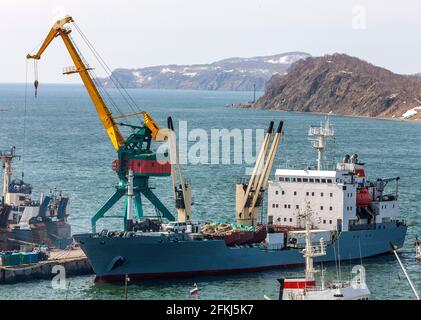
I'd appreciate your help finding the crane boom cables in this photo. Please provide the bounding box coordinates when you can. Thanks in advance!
[65,31,125,118]
[22,60,28,179]
[71,22,143,125]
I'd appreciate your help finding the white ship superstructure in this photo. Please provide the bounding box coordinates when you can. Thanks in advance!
[267,119,401,235]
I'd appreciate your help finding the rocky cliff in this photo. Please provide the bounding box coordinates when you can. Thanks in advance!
[252,54,421,120]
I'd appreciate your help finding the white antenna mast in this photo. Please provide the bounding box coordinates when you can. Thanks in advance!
[300,202,326,280]
[308,117,334,170]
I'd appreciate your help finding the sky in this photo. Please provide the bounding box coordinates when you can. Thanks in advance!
[1,0,421,83]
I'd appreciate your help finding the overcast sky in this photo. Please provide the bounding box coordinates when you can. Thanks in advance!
[1,0,421,83]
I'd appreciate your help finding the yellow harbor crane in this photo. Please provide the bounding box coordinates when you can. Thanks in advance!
[26,15,192,231]
[26,16,162,150]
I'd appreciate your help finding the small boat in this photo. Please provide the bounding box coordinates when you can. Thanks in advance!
[268,203,371,300]
[0,147,71,251]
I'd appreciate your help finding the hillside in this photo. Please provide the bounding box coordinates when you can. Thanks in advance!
[96,52,310,91]
[252,54,421,120]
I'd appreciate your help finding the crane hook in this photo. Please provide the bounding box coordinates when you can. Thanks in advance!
[34,80,39,98]
[34,60,39,98]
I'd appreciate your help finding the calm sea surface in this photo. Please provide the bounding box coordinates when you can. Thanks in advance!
[0,84,420,300]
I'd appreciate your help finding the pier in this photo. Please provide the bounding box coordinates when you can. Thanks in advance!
[0,248,92,284]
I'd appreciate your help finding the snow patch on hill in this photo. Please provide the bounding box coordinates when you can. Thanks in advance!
[402,106,421,119]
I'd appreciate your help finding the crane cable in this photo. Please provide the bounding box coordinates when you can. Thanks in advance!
[72,22,143,123]
[66,32,125,118]
[22,60,29,180]
[21,38,49,180]
[73,22,140,113]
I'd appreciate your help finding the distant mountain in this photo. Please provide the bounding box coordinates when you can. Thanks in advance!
[96,52,311,91]
[250,53,421,120]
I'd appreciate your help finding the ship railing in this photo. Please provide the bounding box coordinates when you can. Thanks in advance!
[62,64,93,75]
[395,219,406,227]
[308,126,334,137]
[312,244,327,255]
[262,244,285,251]
[311,140,321,149]
[305,280,350,293]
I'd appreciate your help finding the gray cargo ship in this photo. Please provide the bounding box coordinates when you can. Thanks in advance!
[74,120,407,282]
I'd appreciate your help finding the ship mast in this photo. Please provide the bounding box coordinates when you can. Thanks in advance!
[308,118,334,170]
[0,147,20,202]
[301,202,326,281]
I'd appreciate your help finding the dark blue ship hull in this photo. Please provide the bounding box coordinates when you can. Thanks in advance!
[73,221,407,283]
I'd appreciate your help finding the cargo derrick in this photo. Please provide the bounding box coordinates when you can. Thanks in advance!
[236,121,284,227]
[27,16,176,232]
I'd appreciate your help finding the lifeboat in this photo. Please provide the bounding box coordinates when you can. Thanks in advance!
[356,188,372,206]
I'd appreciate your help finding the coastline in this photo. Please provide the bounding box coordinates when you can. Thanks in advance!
[227,103,421,123]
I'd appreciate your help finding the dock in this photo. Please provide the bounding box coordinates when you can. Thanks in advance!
[0,248,92,284]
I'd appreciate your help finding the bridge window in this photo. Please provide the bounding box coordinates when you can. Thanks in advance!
[297,178,302,182]
[303,178,309,182]
[321,179,326,183]
[320,206,324,210]
[294,191,297,196]
[315,179,320,183]
[309,178,315,183]
[327,179,332,183]
[321,192,324,197]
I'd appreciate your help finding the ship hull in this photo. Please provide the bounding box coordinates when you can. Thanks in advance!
[73,221,407,283]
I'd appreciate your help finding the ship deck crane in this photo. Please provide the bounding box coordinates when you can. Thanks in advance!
[167,117,192,222]
[27,16,177,232]
[236,121,283,227]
